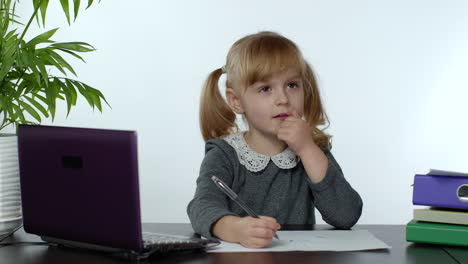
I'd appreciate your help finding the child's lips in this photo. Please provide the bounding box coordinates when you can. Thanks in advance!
[273,113,290,120]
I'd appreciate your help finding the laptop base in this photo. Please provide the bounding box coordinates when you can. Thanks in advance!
[42,235,218,261]
[42,236,157,260]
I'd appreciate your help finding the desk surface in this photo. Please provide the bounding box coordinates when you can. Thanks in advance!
[0,223,465,264]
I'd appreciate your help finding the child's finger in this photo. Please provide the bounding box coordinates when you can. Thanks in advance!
[284,116,297,122]
[258,215,277,223]
[252,226,277,239]
[276,130,291,144]
[242,237,273,248]
[292,109,301,118]
[258,216,281,230]
[278,121,293,129]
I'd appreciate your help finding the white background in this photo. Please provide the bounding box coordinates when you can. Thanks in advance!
[14,0,468,224]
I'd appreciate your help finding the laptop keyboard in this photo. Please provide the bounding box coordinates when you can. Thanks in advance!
[142,232,208,251]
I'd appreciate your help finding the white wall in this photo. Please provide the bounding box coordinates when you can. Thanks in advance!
[15,0,468,224]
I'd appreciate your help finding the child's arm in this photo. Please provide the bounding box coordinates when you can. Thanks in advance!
[278,110,363,229]
[212,215,280,248]
[277,109,329,183]
[307,150,363,229]
[187,140,280,247]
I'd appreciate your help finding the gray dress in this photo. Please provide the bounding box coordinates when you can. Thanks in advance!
[187,133,363,239]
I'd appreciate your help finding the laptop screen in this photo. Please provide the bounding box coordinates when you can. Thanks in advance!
[18,124,144,251]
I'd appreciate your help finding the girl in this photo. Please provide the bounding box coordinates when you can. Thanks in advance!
[187,31,362,249]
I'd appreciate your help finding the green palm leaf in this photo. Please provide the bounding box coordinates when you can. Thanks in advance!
[60,0,71,25]
[50,42,95,52]
[73,0,80,21]
[26,27,58,47]
[0,0,106,130]
[24,95,49,118]
[19,100,41,122]
[39,0,50,26]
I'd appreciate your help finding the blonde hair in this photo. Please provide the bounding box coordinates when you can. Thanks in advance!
[200,31,331,149]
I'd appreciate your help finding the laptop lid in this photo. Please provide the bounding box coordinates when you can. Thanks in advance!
[18,124,143,251]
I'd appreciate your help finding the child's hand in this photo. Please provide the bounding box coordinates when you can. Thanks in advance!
[236,216,280,248]
[277,109,316,157]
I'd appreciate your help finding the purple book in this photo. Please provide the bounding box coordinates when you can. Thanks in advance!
[413,173,468,210]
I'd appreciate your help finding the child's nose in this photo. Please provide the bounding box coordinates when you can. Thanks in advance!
[275,89,289,105]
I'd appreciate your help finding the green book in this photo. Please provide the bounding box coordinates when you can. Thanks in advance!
[406,220,468,246]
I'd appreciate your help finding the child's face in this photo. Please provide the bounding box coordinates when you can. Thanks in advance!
[240,69,305,137]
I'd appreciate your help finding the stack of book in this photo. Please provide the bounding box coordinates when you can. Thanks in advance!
[407,169,468,246]
[0,135,22,235]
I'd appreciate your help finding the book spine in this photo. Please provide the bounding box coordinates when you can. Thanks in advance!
[413,174,468,210]
[413,209,468,226]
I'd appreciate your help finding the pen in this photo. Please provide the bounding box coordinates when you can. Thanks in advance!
[211,175,279,240]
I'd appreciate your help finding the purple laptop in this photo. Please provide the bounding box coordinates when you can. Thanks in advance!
[17,124,218,259]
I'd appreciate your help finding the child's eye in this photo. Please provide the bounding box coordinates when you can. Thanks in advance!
[288,82,299,89]
[259,86,271,93]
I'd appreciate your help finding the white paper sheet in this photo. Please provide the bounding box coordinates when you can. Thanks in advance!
[208,230,391,252]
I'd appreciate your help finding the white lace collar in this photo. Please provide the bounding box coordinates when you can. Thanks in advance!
[223,132,299,172]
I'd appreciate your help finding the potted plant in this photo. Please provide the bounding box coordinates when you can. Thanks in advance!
[0,0,108,233]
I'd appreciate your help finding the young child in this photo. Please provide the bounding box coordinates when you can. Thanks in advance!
[187,31,362,249]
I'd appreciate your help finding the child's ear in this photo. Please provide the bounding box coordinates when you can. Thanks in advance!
[226,88,244,114]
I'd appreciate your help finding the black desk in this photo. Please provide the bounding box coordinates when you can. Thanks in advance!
[0,223,465,264]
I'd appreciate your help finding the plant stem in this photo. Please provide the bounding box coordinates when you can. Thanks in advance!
[4,0,40,97]
[4,1,42,132]
[19,0,42,41]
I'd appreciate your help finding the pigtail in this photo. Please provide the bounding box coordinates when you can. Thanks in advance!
[303,63,332,150]
[200,68,238,141]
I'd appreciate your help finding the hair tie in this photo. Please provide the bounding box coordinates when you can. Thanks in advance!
[221,65,227,74]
